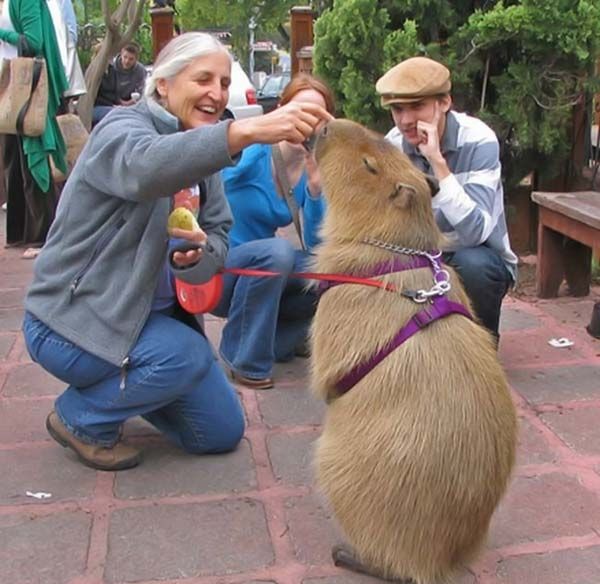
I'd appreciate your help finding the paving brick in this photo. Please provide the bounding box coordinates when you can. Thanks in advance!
[303,575,390,584]
[516,418,559,466]
[490,473,600,548]
[541,407,600,456]
[0,333,16,359]
[0,272,34,288]
[499,330,584,367]
[496,545,600,583]
[0,398,53,442]
[507,365,600,404]
[303,570,475,584]
[538,297,599,331]
[285,494,343,565]
[258,386,325,428]
[114,439,257,499]
[105,500,274,582]
[3,362,64,397]
[267,431,319,486]
[0,511,91,584]
[500,307,542,332]
[0,307,24,332]
[0,446,96,505]
[0,288,24,308]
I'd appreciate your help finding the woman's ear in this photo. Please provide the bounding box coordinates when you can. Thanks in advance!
[156,78,168,99]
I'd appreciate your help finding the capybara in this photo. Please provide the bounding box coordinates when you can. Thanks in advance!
[310,119,517,583]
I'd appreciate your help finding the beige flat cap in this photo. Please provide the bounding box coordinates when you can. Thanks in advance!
[376,57,451,106]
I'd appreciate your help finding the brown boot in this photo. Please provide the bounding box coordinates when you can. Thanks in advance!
[46,411,141,471]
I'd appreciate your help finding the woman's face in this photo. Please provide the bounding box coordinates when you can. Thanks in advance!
[156,51,231,130]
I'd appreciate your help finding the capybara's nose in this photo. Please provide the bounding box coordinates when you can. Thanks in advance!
[321,124,329,136]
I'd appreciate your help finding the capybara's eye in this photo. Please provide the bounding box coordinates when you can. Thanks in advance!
[363,158,378,175]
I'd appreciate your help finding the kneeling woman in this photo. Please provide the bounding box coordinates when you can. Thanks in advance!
[22,34,331,470]
[214,75,335,389]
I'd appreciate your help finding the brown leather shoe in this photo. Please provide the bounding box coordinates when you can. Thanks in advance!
[230,370,274,390]
[46,411,141,471]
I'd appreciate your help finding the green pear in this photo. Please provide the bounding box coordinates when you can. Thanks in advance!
[167,207,200,232]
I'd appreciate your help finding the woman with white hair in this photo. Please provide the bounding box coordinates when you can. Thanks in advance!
[21,32,331,471]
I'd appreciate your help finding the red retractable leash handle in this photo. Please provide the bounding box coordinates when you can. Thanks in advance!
[175,267,396,315]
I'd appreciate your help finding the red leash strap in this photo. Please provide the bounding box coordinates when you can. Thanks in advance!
[223,267,397,292]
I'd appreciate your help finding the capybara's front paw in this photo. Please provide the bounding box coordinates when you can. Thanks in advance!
[332,543,414,583]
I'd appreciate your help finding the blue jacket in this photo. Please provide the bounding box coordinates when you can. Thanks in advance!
[222,144,325,250]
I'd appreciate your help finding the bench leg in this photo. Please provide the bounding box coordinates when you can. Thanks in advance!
[536,225,564,298]
[564,238,591,296]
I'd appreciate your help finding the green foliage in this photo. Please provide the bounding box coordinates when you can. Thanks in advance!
[177,0,295,64]
[314,0,600,187]
[314,0,390,128]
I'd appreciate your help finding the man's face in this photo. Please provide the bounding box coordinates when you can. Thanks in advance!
[120,49,138,70]
[390,96,451,146]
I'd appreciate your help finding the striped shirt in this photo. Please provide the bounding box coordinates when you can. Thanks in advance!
[385,111,518,280]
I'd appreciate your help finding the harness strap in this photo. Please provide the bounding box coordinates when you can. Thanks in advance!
[317,256,431,295]
[334,296,472,395]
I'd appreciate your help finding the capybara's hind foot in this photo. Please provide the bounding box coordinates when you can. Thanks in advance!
[332,543,414,583]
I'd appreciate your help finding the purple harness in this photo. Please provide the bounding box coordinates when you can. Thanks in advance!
[319,255,472,395]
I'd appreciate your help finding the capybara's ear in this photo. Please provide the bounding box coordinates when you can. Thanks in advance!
[362,157,379,175]
[389,182,417,208]
[425,175,439,197]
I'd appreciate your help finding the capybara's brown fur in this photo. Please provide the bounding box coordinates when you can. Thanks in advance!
[310,120,517,583]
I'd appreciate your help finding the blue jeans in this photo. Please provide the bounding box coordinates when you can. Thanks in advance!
[22,311,245,452]
[443,245,512,337]
[92,105,114,126]
[212,238,317,379]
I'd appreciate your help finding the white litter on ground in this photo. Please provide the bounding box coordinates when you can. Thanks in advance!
[25,491,52,499]
[548,337,574,348]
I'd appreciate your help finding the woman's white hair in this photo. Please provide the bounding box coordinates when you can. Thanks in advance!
[145,32,231,100]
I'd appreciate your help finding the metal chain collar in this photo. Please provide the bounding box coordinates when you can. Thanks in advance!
[361,237,451,303]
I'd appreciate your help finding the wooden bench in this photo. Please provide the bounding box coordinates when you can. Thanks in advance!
[531,191,600,298]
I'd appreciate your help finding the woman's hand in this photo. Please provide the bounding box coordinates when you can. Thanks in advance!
[304,151,322,197]
[169,227,207,267]
[227,101,333,156]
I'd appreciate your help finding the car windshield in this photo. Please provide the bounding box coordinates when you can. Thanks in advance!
[260,75,286,96]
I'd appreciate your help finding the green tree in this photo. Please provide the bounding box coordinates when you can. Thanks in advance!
[177,0,296,65]
[314,0,600,186]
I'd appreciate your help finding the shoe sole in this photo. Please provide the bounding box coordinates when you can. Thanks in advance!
[229,370,274,390]
[46,415,140,471]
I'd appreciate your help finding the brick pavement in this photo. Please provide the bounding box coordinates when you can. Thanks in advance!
[1,217,600,584]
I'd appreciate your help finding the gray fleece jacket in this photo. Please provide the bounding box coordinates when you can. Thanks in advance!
[24,99,235,367]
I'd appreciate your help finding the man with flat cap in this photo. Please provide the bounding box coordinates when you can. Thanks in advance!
[376,56,517,340]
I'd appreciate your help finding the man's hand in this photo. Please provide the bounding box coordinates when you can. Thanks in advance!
[169,227,207,267]
[416,101,450,181]
[227,101,334,156]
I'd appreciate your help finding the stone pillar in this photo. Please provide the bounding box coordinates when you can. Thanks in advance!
[150,7,174,61]
[290,6,314,76]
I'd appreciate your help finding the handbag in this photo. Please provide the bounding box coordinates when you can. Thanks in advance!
[50,112,89,182]
[272,143,307,251]
[0,36,48,136]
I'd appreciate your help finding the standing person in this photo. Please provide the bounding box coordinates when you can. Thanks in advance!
[0,0,68,257]
[376,56,517,339]
[93,43,146,124]
[22,33,332,471]
[214,74,336,389]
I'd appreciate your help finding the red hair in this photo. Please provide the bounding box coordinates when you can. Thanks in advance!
[279,73,336,115]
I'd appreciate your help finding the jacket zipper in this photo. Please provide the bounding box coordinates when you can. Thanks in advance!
[119,356,130,391]
[70,216,126,299]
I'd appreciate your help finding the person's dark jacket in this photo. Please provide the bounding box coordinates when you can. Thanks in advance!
[95,63,119,106]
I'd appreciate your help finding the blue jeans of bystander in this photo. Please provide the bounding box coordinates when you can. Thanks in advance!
[22,311,245,452]
[443,245,513,337]
[212,238,316,380]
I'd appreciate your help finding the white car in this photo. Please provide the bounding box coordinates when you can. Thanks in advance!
[226,60,263,119]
